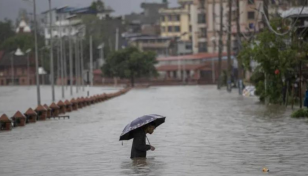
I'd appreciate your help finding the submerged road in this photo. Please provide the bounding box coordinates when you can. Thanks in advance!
[0,86,307,176]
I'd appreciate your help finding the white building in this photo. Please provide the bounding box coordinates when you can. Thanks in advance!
[41,7,85,46]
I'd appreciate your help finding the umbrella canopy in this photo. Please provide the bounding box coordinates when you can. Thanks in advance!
[119,114,166,141]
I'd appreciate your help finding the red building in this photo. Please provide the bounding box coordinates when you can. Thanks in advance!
[156,52,235,84]
[0,51,36,85]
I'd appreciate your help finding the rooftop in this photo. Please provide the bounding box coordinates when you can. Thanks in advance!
[281,7,308,18]
[157,52,231,61]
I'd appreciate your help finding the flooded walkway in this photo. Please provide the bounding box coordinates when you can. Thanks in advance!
[0,86,308,176]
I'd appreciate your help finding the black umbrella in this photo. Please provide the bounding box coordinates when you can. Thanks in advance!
[119,114,166,141]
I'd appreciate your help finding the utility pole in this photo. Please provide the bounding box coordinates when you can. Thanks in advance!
[300,60,302,108]
[63,39,67,89]
[69,27,73,96]
[57,44,60,80]
[59,16,64,98]
[115,28,119,51]
[114,28,119,87]
[263,0,269,103]
[263,0,269,27]
[212,0,216,84]
[27,52,30,85]
[217,0,223,90]
[11,54,14,85]
[80,38,84,91]
[33,0,41,105]
[236,0,243,95]
[89,35,93,87]
[227,0,232,92]
[75,37,79,93]
[49,0,55,102]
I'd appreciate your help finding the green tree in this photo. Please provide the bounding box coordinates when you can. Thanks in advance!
[102,47,158,87]
[238,18,300,103]
[90,0,105,12]
[0,34,34,52]
[0,19,15,47]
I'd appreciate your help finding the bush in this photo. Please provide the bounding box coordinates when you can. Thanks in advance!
[291,108,308,118]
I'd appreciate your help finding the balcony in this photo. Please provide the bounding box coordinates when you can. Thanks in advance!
[141,42,171,48]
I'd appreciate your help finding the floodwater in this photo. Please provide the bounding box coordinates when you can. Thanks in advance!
[0,86,308,176]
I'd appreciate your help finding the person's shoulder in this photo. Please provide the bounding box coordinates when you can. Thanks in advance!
[133,129,145,136]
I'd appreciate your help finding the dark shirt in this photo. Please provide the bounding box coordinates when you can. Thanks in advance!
[130,129,151,159]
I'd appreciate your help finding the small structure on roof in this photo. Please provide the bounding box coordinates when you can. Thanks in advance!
[16,19,31,33]
[64,100,72,112]
[35,105,47,120]
[44,104,51,118]
[57,100,66,114]
[12,111,26,127]
[25,108,37,123]
[0,114,12,130]
[49,103,60,117]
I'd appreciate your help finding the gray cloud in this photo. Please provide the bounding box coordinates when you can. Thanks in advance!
[0,0,178,22]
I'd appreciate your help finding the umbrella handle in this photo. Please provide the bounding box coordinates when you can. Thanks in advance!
[146,136,151,146]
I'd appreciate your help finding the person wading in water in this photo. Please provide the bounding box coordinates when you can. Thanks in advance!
[130,124,156,159]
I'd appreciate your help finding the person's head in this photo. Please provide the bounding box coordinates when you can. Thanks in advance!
[145,124,156,134]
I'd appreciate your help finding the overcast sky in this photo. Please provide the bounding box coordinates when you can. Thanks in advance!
[0,0,177,22]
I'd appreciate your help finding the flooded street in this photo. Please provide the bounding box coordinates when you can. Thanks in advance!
[1,86,308,176]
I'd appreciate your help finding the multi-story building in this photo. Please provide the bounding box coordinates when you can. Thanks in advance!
[159,0,194,55]
[41,7,92,45]
[127,35,176,57]
[191,0,264,54]
[159,0,192,41]
[192,0,296,54]
[124,2,168,35]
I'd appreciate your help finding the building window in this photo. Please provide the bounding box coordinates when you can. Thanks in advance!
[200,27,207,37]
[161,16,165,22]
[198,13,206,24]
[186,43,192,50]
[248,12,255,20]
[161,27,166,32]
[168,15,172,21]
[198,42,207,52]
[248,0,254,4]
[249,23,254,29]
[175,15,180,21]
[174,26,180,32]
[189,25,192,32]
[168,26,173,32]
[56,15,59,21]
[199,0,205,9]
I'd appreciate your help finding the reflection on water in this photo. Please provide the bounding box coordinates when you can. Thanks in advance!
[1,86,308,176]
[121,157,166,176]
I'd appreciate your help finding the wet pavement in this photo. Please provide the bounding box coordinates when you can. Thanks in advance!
[0,85,308,176]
